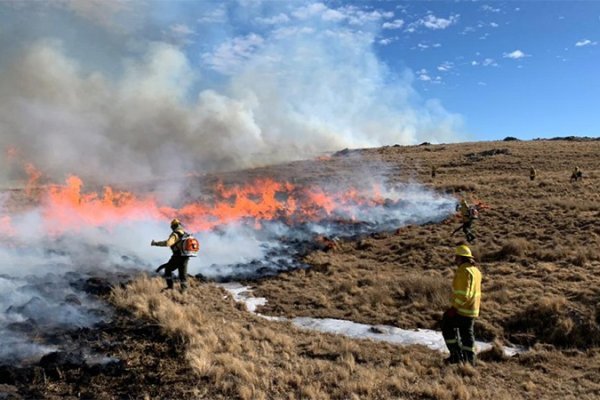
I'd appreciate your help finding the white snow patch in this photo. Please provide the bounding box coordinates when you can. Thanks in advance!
[220,283,524,357]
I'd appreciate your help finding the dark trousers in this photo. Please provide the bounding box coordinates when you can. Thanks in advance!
[159,255,189,289]
[462,220,476,242]
[442,312,476,363]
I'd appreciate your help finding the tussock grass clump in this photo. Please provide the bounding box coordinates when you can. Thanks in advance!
[395,273,449,308]
[507,297,600,348]
[481,238,531,262]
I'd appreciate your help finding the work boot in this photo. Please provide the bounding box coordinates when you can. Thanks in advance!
[161,278,174,292]
[444,350,463,365]
[179,283,188,294]
[462,350,476,366]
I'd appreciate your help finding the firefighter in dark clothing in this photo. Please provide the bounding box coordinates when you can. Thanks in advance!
[151,218,189,292]
[442,245,482,366]
[454,199,476,243]
[570,166,583,182]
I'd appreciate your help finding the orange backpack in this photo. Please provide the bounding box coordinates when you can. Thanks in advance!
[178,232,200,257]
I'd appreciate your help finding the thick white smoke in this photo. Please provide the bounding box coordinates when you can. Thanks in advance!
[0,1,463,186]
[0,175,456,363]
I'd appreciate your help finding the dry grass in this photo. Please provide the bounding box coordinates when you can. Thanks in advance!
[253,139,600,351]
[13,139,600,399]
[109,276,475,399]
[106,274,600,399]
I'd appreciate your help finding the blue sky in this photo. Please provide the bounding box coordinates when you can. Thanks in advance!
[0,1,599,181]
[371,1,600,140]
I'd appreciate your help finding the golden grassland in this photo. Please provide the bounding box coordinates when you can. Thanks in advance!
[8,139,600,399]
[106,139,600,399]
[254,140,600,351]
[108,275,600,399]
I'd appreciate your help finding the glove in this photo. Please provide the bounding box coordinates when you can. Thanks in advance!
[445,307,457,318]
[155,266,164,273]
[151,240,156,246]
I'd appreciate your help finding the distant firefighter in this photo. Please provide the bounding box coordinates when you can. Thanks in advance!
[151,218,199,293]
[452,199,477,243]
[530,166,536,181]
[442,245,482,366]
[570,166,583,183]
[431,165,437,179]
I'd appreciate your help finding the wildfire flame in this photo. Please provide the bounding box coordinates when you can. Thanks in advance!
[1,171,388,236]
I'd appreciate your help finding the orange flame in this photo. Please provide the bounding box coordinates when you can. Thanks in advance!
[42,176,173,233]
[2,173,391,236]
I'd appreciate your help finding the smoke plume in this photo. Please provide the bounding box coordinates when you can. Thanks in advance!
[0,1,463,185]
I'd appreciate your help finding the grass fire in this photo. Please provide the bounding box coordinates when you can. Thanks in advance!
[1,138,599,399]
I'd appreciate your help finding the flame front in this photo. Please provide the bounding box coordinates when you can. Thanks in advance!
[1,174,388,236]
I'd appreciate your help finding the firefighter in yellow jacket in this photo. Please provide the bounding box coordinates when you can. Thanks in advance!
[151,218,189,292]
[442,244,482,365]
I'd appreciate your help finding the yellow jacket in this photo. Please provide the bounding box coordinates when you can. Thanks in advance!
[154,228,185,254]
[451,263,482,317]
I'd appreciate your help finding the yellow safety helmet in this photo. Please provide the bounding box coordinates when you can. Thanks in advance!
[170,218,181,229]
[455,244,473,258]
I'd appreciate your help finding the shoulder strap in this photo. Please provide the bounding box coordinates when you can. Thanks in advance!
[173,229,186,241]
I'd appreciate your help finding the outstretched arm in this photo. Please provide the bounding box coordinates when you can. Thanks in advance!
[151,232,178,247]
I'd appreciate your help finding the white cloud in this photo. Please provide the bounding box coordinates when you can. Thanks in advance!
[460,26,475,35]
[291,3,328,19]
[321,8,346,22]
[378,38,393,45]
[272,26,315,39]
[503,49,528,59]
[170,24,194,36]
[481,5,501,13]
[407,13,459,32]
[202,33,264,75]
[482,58,497,67]
[291,3,392,26]
[415,42,441,50]
[471,60,479,66]
[256,13,290,25]
[437,61,453,72]
[490,22,499,28]
[483,58,497,66]
[575,39,597,47]
[198,5,226,23]
[417,71,442,84]
[422,14,459,29]
[382,19,404,29]
[477,81,487,86]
